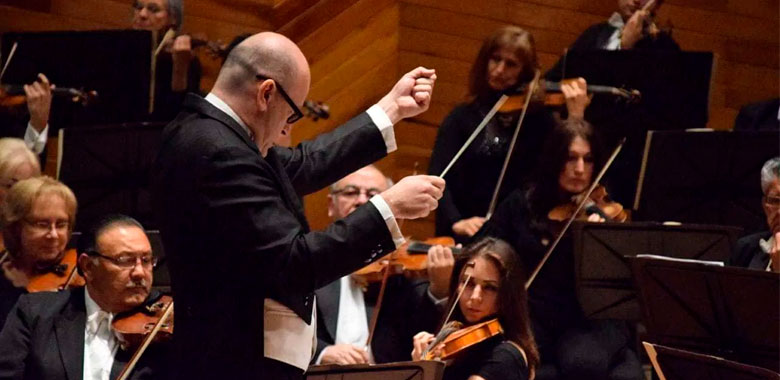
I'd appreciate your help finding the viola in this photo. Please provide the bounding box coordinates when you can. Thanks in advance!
[112,294,174,351]
[0,84,98,108]
[351,236,457,284]
[26,248,85,293]
[498,79,641,114]
[548,184,628,224]
[424,318,504,361]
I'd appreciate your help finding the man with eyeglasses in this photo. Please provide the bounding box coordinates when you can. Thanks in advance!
[731,157,780,273]
[152,32,443,379]
[0,214,169,379]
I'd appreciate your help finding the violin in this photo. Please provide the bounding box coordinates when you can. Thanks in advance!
[0,84,98,108]
[303,100,330,121]
[113,294,174,380]
[424,318,504,361]
[351,237,457,284]
[548,184,628,223]
[25,248,85,293]
[498,79,641,114]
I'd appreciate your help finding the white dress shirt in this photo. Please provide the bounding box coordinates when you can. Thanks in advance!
[83,288,118,380]
[314,275,373,365]
[759,235,775,271]
[605,12,626,50]
[204,93,404,370]
[23,122,48,154]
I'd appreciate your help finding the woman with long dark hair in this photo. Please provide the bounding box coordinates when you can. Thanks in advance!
[428,26,589,243]
[412,237,539,380]
[474,118,642,379]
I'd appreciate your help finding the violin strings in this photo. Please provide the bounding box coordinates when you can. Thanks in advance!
[439,95,508,178]
[525,138,626,289]
[0,42,18,83]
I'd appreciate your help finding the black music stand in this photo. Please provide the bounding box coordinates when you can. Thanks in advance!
[632,256,780,372]
[1,29,153,129]
[634,130,780,234]
[643,342,780,380]
[56,122,165,231]
[572,221,740,320]
[306,360,445,380]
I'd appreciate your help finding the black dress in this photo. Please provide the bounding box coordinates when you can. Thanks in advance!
[443,336,529,380]
[428,96,557,242]
[0,268,26,330]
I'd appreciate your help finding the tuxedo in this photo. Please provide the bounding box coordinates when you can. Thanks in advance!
[0,287,163,380]
[151,94,398,378]
[313,277,441,364]
[731,231,773,271]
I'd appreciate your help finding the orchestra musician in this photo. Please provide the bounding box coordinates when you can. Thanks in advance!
[473,119,643,379]
[730,157,780,273]
[0,74,54,160]
[0,214,167,379]
[411,237,539,380]
[151,32,443,379]
[131,0,202,121]
[313,165,451,366]
[427,26,589,243]
[0,138,41,207]
[0,176,76,328]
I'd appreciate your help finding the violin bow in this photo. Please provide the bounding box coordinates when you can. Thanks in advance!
[422,262,475,359]
[525,138,626,289]
[485,70,542,219]
[116,300,174,380]
[0,42,18,84]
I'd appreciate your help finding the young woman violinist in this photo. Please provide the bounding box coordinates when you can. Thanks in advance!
[474,119,642,379]
[427,25,589,243]
[411,237,539,380]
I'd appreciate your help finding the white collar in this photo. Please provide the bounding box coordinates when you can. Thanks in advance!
[608,12,625,29]
[204,93,253,139]
[84,287,112,334]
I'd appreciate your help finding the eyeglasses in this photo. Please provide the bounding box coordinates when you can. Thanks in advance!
[255,74,304,124]
[132,0,165,14]
[24,219,69,233]
[88,251,158,269]
[765,195,780,207]
[331,185,382,200]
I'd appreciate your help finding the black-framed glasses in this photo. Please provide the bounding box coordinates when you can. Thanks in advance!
[88,251,158,269]
[765,195,780,208]
[255,74,304,124]
[331,185,382,200]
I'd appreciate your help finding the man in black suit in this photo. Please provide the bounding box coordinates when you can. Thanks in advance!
[546,0,679,81]
[0,214,166,379]
[151,32,443,379]
[312,165,452,366]
[731,157,780,272]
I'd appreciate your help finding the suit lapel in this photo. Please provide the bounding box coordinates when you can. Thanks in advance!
[54,288,86,380]
[315,280,341,342]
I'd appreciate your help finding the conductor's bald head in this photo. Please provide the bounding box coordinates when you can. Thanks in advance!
[212,32,311,156]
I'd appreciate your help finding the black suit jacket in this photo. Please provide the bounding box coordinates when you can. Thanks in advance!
[151,94,397,378]
[730,231,773,270]
[0,288,162,380]
[313,277,441,364]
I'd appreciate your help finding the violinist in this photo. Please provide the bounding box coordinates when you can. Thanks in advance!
[131,0,202,121]
[428,26,589,243]
[473,119,642,379]
[0,176,76,327]
[411,237,539,380]
[312,165,450,366]
[0,73,53,160]
[0,214,167,379]
[546,0,679,80]
[730,157,780,273]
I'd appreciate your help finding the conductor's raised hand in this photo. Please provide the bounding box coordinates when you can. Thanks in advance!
[381,175,445,220]
[378,67,437,124]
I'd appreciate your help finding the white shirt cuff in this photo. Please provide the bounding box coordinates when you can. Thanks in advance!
[369,195,405,248]
[24,122,48,154]
[366,104,397,153]
[427,287,449,306]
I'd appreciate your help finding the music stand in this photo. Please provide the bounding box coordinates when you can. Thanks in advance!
[306,360,445,380]
[56,122,165,231]
[644,342,780,380]
[572,221,740,320]
[0,29,153,129]
[634,130,779,234]
[632,256,780,372]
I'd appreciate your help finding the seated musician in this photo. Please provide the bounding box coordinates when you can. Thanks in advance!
[411,237,539,380]
[0,214,167,379]
[0,138,41,206]
[546,0,679,80]
[0,176,76,327]
[131,0,201,121]
[473,119,642,379]
[313,165,452,365]
[427,26,589,243]
[0,74,54,159]
[731,157,780,272]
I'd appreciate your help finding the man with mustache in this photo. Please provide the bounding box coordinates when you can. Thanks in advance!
[0,214,167,380]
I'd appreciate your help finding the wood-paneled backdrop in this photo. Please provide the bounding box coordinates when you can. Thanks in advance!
[1,0,777,237]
